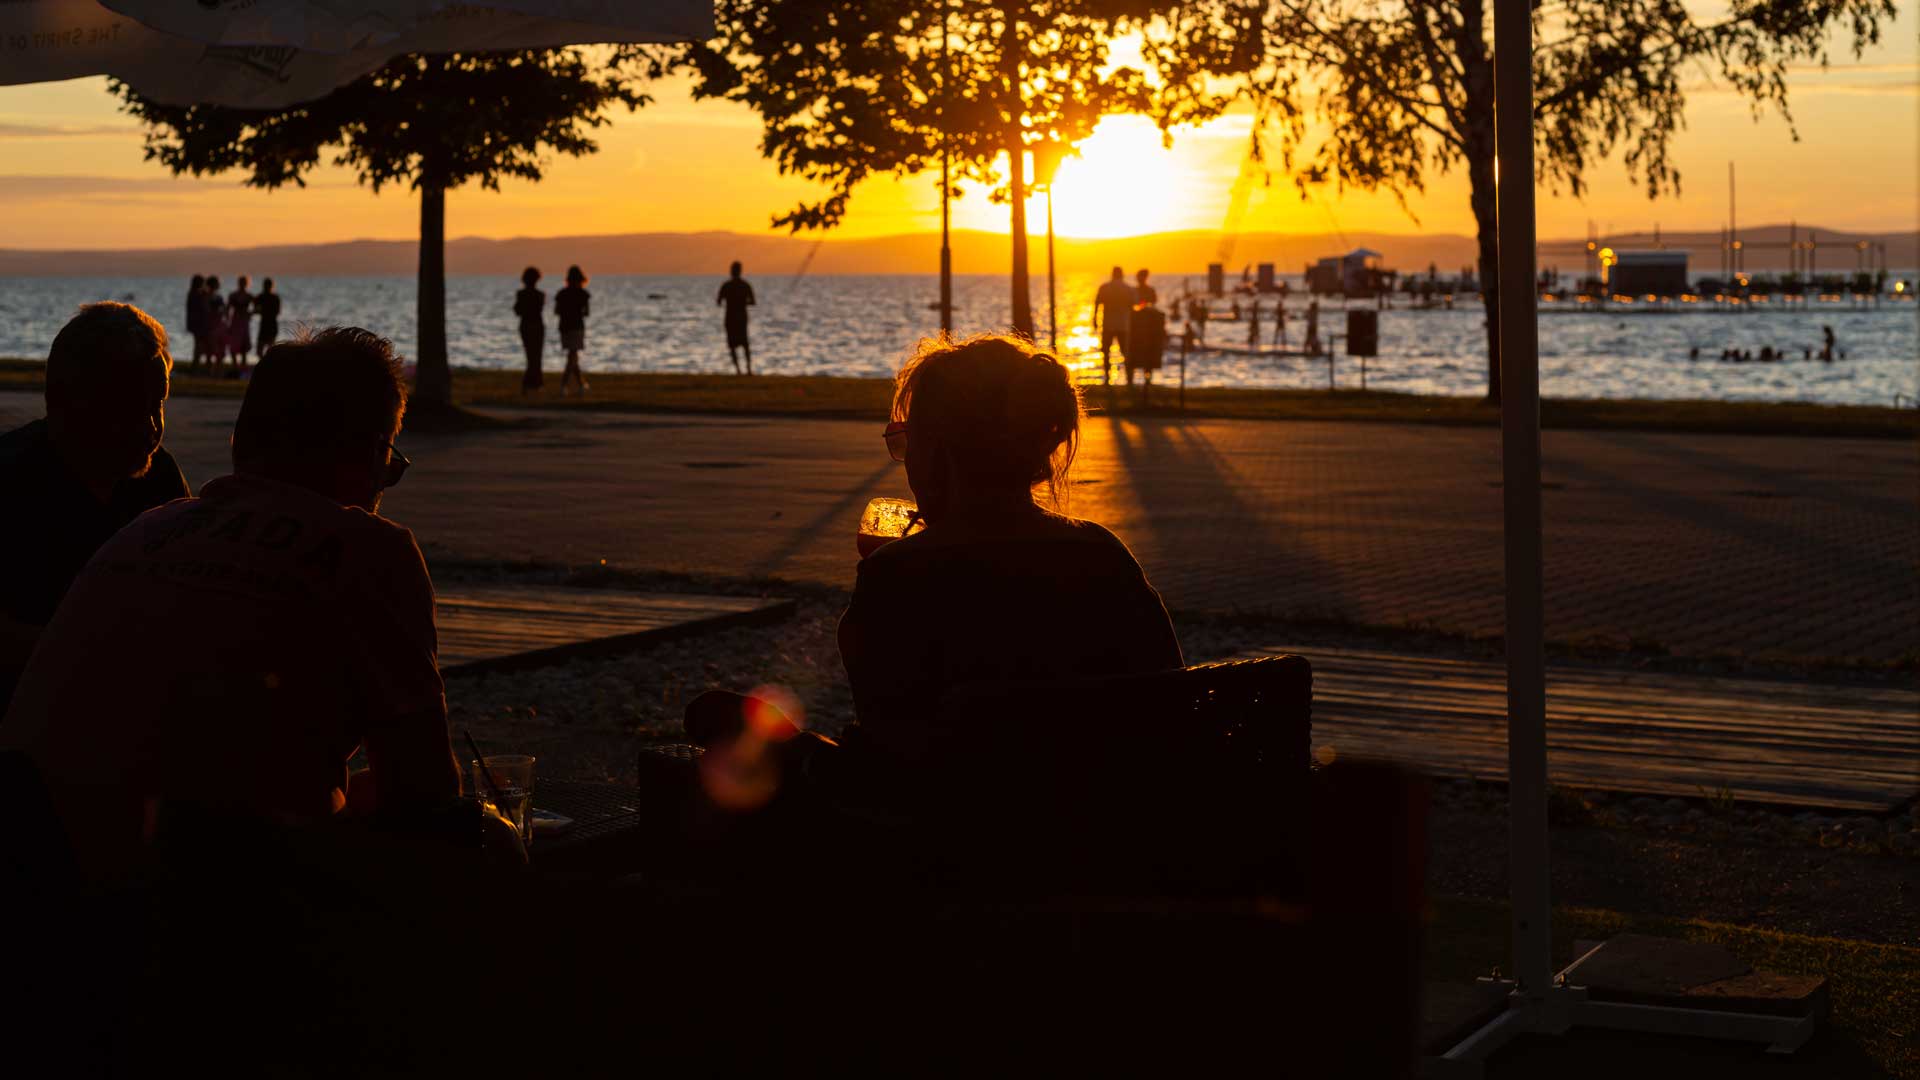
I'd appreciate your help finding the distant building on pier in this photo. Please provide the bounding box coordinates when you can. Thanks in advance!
[1609,251,1689,296]
[1307,249,1394,296]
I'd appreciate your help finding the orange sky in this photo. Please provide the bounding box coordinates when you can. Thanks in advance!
[0,24,1913,251]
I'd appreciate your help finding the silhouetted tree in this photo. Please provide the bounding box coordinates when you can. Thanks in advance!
[682,0,1171,338]
[116,51,652,408]
[1151,0,1896,399]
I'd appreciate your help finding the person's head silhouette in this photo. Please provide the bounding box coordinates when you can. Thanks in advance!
[890,334,1080,523]
[190,274,205,292]
[44,302,172,488]
[236,274,249,292]
[521,266,541,287]
[566,265,588,287]
[232,327,408,513]
[730,261,743,278]
[1110,267,1124,281]
[1136,268,1151,286]
[262,277,275,294]
[207,275,220,293]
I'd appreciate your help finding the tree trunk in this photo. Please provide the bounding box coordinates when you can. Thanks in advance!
[413,180,452,408]
[1467,146,1500,403]
[1456,5,1500,404]
[999,12,1033,339]
[1008,127,1033,338]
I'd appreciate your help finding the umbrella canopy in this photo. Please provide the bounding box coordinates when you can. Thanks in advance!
[1,0,710,107]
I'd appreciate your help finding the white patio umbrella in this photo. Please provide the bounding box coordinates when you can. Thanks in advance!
[0,0,709,107]
[1444,0,1818,1065]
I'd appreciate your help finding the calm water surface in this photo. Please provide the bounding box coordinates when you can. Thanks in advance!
[3,273,1914,405]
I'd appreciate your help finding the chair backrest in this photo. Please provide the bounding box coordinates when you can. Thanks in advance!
[917,655,1313,894]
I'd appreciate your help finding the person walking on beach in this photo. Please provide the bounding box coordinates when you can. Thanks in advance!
[717,261,756,375]
[555,265,591,395]
[204,275,228,369]
[1125,293,1167,398]
[514,267,545,393]
[1274,296,1288,345]
[1248,298,1261,347]
[1304,299,1322,356]
[186,275,208,369]
[256,278,282,353]
[227,275,254,370]
[1094,267,1133,385]
[1133,268,1158,309]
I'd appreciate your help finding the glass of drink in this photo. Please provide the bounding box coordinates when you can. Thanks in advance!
[469,754,536,847]
[857,497,924,558]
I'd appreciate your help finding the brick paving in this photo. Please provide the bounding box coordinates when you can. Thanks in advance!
[5,392,1913,663]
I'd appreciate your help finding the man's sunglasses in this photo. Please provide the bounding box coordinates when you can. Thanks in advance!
[382,441,411,489]
[882,421,908,462]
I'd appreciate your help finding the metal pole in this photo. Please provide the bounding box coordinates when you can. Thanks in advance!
[938,1,952,336]
[1493,0,1552,1004]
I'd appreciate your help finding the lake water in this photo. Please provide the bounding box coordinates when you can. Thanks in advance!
[3,272,1914,405]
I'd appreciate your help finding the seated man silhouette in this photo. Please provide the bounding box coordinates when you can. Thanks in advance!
[1,327,462,884]
[0,302,192,712]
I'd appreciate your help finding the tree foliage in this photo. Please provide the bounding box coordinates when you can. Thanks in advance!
[681,0,1178,336]
[1149,0,1897,397]
[116,50,652,406]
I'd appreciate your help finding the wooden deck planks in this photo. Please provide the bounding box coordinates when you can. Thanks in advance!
[437,584,795,675]
[1241,646,1919,811]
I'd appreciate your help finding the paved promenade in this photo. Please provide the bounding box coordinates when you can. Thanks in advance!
[5,392,1913,663]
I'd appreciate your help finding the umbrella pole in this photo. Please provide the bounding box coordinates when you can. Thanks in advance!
[1490,0,1552,1007]
[1443,0,1828,1066]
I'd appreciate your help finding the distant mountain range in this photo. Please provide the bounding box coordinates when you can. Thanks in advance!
[1,226,1911,278]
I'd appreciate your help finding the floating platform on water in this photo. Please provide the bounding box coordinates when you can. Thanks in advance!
[1190,343,1332,360]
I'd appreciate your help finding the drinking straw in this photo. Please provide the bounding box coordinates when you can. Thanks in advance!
[463,729,508,812]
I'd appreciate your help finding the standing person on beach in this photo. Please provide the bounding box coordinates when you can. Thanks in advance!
[204,276,228,370]
[227,275,255,370]
[1274,295,1287,345]
[514,267,545,393]
[1304,300,1322,356]
[1094,268,1133,385]
[256,278,282,353]
[1248,298,1261,347]
[717,261,756,375]
[555,265,591,395]
[186,275,207,369]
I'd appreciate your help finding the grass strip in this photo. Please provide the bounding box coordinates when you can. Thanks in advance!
[3,359,1913,439]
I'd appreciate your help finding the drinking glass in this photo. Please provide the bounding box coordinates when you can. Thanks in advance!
[857,497,924,558]
[470,754,536,847]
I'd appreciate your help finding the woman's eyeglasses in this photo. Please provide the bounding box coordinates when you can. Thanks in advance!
[882,421,908,462]
[382,441,411,489]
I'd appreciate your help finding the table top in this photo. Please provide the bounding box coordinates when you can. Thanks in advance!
[532,777,650,854]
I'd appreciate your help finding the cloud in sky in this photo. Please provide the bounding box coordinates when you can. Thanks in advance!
[0,121,139,138]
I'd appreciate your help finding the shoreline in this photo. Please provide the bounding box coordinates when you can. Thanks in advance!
[4,359,1915,439]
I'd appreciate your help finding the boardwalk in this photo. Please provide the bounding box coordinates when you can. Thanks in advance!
[437,584,793,675]
[1262,645,1918,811]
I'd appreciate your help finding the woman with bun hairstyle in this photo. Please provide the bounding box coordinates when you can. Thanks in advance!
[836,333,1183,764]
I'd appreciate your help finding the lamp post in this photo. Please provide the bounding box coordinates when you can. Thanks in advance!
[938,0,953,337]
[1032,137,1072,354]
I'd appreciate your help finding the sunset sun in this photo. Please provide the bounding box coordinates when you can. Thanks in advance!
[1039,115,1193,238]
